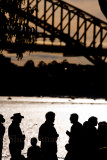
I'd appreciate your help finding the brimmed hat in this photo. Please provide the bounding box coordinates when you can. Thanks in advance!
[11,113,24,119]
[0,114,5,123]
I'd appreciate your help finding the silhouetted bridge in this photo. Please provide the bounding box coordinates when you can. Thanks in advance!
[0,0,107,65]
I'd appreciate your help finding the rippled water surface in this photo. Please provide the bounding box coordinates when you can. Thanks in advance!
[1,96,107,159]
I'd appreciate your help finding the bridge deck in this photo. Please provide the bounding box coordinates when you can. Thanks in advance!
[1,42,107,57]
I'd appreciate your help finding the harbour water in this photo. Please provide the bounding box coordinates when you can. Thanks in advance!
[1,96,107,159]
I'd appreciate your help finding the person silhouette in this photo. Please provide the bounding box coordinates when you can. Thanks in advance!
[86,116,98,160]
[98,121,107,160]
[65,113,83,160]
[98,121,107,148]
[8,113,25,160]
[38,111,59,160]
[0,114,5,160]
[27,137,41,160]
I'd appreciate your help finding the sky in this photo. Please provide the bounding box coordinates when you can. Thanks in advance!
[3,0,107,66]
[67,0,106,21]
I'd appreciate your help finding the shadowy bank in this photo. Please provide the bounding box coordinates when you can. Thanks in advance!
[0,54,107,99]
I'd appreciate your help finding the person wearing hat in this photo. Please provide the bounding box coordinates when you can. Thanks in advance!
[8,113,25,160]
[0,114,5,160]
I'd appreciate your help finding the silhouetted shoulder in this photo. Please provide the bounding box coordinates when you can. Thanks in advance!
[77,122,82,127]
[39,121,58,139]
[28,146,41,153]
[27,145,41,160]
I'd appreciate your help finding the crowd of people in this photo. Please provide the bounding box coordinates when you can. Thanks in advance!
[0,112,107,160]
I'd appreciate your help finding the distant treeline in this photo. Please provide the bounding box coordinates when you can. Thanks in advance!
[0,54,107,99]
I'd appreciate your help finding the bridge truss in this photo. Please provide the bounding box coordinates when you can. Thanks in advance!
[0,0,107,65]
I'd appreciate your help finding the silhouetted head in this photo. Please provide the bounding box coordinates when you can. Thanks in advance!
[88,116,98,127]
[83,121,89,128]
[98,121,107,132]
[31,137,37,146]
[98,121,107,127]
[0,114,5,123]
[11,113,24,123]
[24,60,35,68]
[70,113,78,124]
[45,111,55,123]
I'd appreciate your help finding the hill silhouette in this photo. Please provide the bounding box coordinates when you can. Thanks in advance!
[0,54,107,99]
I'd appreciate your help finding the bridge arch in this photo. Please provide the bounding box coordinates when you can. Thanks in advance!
[0,0,107,65]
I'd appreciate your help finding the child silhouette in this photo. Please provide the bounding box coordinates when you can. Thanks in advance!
[27,137,41,160]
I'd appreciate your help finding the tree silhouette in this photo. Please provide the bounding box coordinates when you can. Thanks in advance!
[38,61,47,68]
[0,0,28,58]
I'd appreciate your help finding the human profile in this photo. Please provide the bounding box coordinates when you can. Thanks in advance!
[38,111,59,160]
[8,113,25,160]
[65,113,83,160]
[0,114,5,160]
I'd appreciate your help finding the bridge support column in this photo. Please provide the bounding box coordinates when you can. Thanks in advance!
[93,24,96,48]
[43,0,46,44]
[51,2,55,43]
[68,11,71,36]
[100,27,103,49]
[77,15,80,41]
[60,5,63,45]
[84,20,87,47]
[36,0,38,36]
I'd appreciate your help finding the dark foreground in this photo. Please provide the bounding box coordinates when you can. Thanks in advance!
[0,54,107,99]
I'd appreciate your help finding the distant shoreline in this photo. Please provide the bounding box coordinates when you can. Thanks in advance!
[1,94,107,101]
[0,54,107,100]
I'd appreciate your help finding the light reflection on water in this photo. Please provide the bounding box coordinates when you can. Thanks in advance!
[0,96,107,160]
